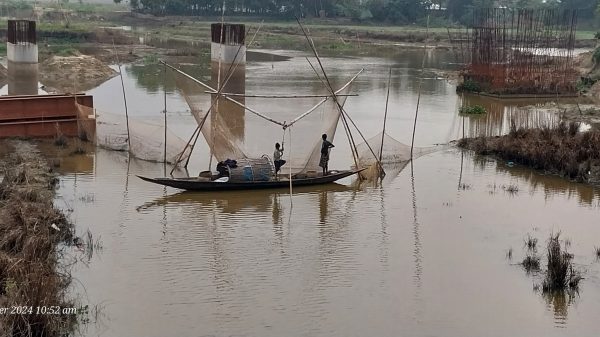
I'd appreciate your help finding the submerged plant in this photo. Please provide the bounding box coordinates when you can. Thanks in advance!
[541,233,583,292]
[524,234,538,252]
[522,253,541,273]
[54,134,68,147]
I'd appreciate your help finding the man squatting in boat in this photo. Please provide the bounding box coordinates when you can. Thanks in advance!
[274,142,286,177]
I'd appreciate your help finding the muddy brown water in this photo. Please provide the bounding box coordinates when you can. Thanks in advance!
[51,47,600,336]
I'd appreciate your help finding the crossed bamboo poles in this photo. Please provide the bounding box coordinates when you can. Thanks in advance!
[164,19,388,177]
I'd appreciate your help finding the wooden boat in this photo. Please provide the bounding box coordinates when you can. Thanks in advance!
[136,183,356,212]
[137,170,361,191]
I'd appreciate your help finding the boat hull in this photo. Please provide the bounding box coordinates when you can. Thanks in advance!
[137,170,361,191]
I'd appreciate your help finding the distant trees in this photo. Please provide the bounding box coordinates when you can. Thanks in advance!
[114,0,600,25]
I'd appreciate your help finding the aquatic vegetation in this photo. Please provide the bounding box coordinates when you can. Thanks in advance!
[595,246,600,260]
[54,134,68,147]
[542,233,583,292]
[459,122,600,184]
[522,254,541,273]
[459,105,487,115]
[459,183,472,190]
[503,184,519,195]
[506,247,513,260]
[516,233,583,293]
[524,234,538,251]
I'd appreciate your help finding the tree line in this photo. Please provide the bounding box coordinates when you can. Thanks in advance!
[114,0,600,25]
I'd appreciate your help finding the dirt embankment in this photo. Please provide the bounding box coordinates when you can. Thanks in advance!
[39,54,118,93]
[459,123,600,184]
[0,140,78,336]
[574,48,600,99]
[0,63,6,85]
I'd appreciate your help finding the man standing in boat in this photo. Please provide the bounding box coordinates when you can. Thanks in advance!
[319,134,335,176]
[273,143,286,177]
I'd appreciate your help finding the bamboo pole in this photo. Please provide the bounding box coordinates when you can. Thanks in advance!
[163,62,168,164]
[203,91,358,98]
[287,69,364,128]
[168,22,265,173]
[163,61,286,127]
[294,17,363,171]
[410,15,430,159]
[302,53,361,172]
[112,39,131,151]
[303,46,384,176]
[380,67,392,162]
[210,0,227,171]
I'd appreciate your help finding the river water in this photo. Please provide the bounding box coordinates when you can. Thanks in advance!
[51,46,600,337]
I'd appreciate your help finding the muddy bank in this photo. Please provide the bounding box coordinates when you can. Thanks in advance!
[574,47,600,100]
[509,102,600,131]
[0,140,77,336]
[39,54,118,93]
[0,64,6,88]
[459,123,600,184]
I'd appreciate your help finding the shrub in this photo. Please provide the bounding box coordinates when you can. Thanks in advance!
[456,79,482,93]
[542,233,583,292]
[459,105,487,115]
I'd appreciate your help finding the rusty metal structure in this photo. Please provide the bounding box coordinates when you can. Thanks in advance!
[0,94,95,139]
[211,23,245,45]
[7,19,36,44]
[451,8,578,95]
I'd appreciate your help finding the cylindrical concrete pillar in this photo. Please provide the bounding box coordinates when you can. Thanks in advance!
[211,23,245,141]
[7,20,38,96]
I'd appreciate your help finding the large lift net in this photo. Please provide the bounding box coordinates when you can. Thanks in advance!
[355,132,448,179]
[82,103,192,164]
[174,69,355,173]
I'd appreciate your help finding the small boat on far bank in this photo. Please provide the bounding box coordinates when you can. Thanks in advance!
[137,169,362,192]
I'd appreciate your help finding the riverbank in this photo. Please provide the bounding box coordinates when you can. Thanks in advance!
[0,140,77,336]
[458,123,600,184]
[2,7,597,61]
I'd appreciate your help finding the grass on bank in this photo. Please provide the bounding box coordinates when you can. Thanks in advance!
[0,147,77,336]
[459,122,600,183]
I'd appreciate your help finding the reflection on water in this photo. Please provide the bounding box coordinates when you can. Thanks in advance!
[491,156,600,206]
[544,290,576,327]
[410,162,424,324]
[57,146,600,337]
[54,46,600,337]
[459,94,570,138]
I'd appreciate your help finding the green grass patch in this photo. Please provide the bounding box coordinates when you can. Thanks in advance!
[42,42,80,57]
[456,79,482,93]
[593,47,600,64]
[459,105,487,115]
[143,54,159,65]
[62,3,128,13]
[576,30,598,40]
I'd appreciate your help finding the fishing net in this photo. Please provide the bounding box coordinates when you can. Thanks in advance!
[75,102,96,141]
[174,71,352,174]
[93,108,191,164]
[356,132,448,180]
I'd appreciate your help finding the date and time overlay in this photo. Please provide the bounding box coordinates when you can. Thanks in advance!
[1,306,79,315]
